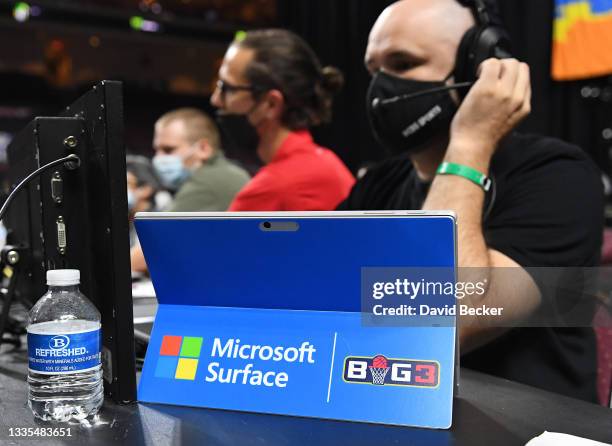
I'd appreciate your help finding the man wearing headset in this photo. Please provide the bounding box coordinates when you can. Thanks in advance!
[339,0,603,402]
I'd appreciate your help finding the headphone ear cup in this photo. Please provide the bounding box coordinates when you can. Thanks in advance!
[474,26,512,63]
[453,25,513,98]
[454,26,481,85]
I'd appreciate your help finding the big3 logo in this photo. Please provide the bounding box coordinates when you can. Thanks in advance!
[343,355,439,387]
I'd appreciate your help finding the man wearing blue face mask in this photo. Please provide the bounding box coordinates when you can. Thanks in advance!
[339,0,604,402]
[130,108,250,272]
[151,108,250,211]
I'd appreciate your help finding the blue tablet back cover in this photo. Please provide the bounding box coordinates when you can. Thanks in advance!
[136,213,457,429]
[136,215,455,310]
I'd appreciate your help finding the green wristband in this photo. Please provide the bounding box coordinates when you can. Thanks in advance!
[436,162,491,192]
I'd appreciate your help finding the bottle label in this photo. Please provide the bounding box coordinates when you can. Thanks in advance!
[27,328,101,374]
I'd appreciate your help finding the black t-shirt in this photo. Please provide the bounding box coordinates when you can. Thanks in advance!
[338,132,604,402]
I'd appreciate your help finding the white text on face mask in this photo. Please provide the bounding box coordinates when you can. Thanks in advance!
[402,105,442,137]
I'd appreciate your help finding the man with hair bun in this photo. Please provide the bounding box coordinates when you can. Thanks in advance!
[211,29,355,211]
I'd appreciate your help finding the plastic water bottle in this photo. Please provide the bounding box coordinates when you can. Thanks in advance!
[27,269,103,421]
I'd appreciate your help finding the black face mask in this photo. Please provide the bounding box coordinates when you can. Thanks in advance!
[215,112,260,154]
[366,71,459,155]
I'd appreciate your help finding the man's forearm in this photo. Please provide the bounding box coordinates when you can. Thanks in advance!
[421,141,499,349]
[422,141,492,269]
[421,140,541,350]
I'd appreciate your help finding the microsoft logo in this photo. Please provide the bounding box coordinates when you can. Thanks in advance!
[155,335,203,380]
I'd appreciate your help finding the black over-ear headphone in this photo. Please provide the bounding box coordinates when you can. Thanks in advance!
[453,0,513,86]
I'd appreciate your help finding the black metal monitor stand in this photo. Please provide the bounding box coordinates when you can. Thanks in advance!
[2,81,137,404]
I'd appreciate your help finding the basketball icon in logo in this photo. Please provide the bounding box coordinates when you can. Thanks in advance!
[369,355,390,385]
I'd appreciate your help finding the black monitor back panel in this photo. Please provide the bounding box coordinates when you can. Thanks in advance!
[6,81,136,403]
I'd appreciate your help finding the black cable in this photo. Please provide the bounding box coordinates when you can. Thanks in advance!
[0,154,81,223]
[372,82,474,109]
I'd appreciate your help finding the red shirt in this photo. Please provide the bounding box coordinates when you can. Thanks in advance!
[229,130,355,211]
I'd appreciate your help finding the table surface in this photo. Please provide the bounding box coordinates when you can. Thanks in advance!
[0,344,611,446]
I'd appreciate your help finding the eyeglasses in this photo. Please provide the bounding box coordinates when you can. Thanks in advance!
[215,79,259,98]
